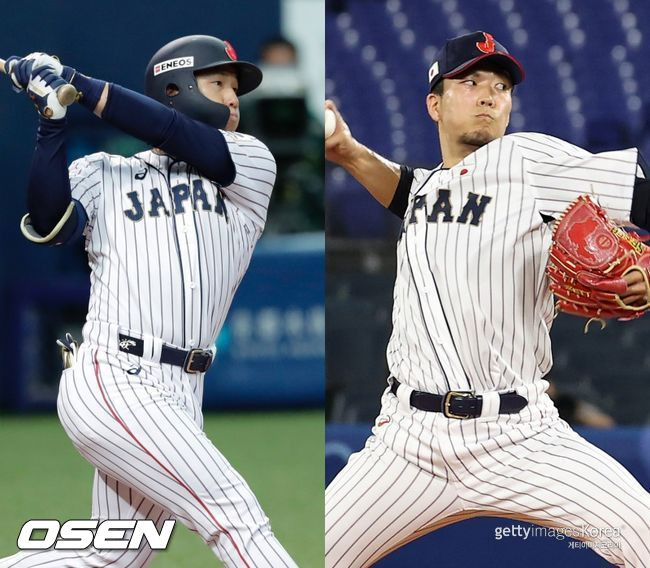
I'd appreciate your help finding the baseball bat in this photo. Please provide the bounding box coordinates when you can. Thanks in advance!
[0,58,78,106]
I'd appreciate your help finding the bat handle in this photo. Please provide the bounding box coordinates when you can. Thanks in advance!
[0,57,79,107]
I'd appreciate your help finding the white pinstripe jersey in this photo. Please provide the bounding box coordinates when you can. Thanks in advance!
[388,132,638,394]
[69,131,275,351]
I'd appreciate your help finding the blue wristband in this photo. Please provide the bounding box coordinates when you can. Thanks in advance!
[63,66,106,112]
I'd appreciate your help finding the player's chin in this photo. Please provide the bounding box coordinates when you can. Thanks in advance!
[225,113,240,132]
[460,128,499,148]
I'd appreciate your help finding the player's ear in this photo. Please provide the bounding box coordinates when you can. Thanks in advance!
[426,93,441,124]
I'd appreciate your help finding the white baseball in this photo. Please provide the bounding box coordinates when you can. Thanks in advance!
[325,108,336,138]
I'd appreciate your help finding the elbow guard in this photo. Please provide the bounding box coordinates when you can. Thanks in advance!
[21,200,86,246]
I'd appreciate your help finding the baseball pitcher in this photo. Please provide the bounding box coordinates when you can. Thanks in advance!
[325,31,650,567]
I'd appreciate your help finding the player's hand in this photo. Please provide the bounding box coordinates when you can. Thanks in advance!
[325,99,361,167]
[620,268,650,307]
[5,52,63,91]
[5,55,32,91]
[26,65,70,119]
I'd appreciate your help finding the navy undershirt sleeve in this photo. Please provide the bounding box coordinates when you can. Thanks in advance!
[388,165,414,218]
[631,151,650,231]
[631,177,650,231]
[27,117,73,235]
[101,84,235,186]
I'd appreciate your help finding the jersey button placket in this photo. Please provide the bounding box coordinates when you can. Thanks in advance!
[183,207,200,348]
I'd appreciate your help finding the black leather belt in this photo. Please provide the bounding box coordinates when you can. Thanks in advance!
[390,378,527,419]
[118,333,213,374]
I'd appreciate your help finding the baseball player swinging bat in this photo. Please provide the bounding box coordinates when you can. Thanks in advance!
[0,37,299,568]
[0,57,78,107]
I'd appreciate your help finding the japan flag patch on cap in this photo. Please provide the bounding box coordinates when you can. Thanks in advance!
[428,61,439,83]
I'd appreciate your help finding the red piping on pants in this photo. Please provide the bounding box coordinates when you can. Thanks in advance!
[93,349,250,567]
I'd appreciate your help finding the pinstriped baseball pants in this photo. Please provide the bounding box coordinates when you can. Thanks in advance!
[325,391,650,568]
[0,343,296,568]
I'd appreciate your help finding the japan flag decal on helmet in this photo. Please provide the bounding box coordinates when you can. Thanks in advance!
[224,40,238,61]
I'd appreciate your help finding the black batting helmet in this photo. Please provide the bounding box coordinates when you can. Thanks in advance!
[144,35,263,128]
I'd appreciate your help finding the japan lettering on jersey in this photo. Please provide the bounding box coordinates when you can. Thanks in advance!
[67,131,276,352]
[388,132,637,395]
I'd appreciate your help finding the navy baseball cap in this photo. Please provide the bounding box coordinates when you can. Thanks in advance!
[428,31,525,92]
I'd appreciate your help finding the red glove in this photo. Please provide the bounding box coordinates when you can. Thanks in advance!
[547,195,650,321]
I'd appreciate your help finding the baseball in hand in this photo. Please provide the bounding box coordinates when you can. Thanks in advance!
[325,108,336,138]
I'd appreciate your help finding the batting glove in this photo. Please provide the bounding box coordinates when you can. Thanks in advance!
[5,52,63,91]
[27,64,69,119]
[56,332,79,370]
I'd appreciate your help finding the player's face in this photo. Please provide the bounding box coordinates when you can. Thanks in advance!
[427,67,513,149]
[196,67,240,131]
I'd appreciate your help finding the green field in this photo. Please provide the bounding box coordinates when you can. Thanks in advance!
[0,411,324,567]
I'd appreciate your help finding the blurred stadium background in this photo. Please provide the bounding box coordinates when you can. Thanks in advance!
[0,1,324,566]
[325,0,650,566]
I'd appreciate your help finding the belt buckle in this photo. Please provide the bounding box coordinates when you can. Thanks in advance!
[184,349,212,373]
[443,390,474,419]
